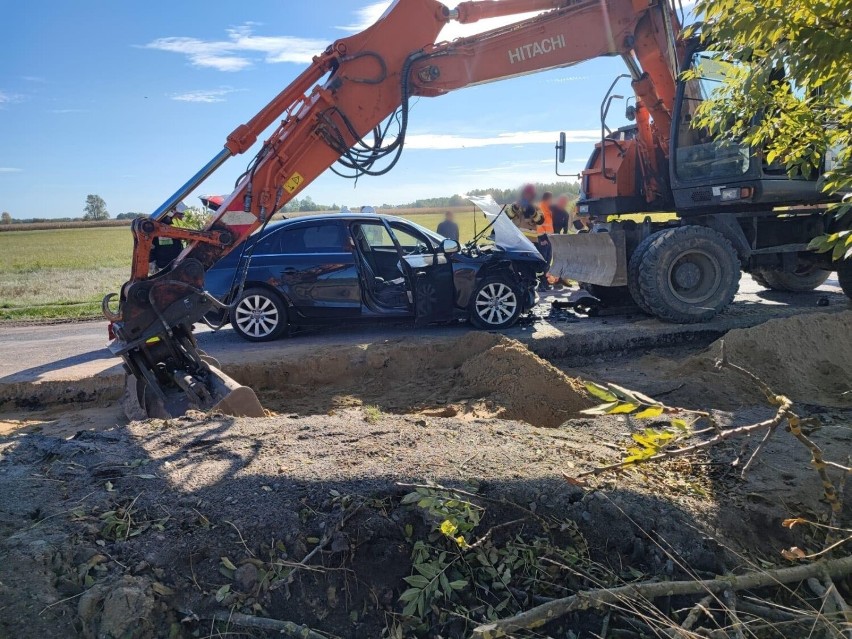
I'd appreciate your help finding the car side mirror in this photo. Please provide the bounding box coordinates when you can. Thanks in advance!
[441,239,460,254]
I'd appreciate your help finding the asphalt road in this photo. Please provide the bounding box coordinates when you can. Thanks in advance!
[0,274,847,399]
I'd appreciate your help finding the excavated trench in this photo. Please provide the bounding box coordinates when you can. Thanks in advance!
[0,332,595,435]
[228,332,593,428]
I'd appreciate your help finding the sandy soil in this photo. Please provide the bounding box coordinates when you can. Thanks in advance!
[0,314,850,638]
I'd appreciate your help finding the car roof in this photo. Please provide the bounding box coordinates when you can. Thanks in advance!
[255,212,412,233]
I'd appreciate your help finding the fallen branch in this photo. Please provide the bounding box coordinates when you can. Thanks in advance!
[680,594,713,631]
[270,501,362,592]
[471,555,852,638]
[188,611,329,639]
[577,412,784,478]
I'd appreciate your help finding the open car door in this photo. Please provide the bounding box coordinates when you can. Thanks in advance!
[385,220,456,325]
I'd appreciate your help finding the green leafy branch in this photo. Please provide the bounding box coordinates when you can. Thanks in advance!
[396,486,604,632]
[582,382,700,463]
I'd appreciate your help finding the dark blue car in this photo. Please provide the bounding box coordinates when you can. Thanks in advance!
[205,213,545,341]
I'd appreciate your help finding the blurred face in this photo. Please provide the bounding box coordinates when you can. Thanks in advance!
[445,212,453,221]
[521,186,536,201]
[556,196,569,208]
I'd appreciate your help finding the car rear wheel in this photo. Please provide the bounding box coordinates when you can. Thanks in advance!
[232,288,287,342]
[469,277,522,329]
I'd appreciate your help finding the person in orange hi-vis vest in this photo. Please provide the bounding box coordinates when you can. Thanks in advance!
[536,192,556,289]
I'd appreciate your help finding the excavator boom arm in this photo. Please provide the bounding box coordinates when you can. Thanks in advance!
[107,0,681,418]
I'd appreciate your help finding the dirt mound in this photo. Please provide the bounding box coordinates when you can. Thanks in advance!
[681,311,852,408]
[459,338,590,427]
[253,333,591,427]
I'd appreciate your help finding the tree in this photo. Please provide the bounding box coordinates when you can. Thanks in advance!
[1,212,11,225]
[690,0,852,258]
[115,212,146,220]
[84,194,109,221]
[172,206,210,230]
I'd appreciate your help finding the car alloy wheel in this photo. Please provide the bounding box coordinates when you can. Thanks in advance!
[233,291,283,341]
[474,280,519,328]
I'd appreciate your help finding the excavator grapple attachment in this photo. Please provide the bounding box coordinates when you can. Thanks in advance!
[548,230,628,287]
[123,364,264,421]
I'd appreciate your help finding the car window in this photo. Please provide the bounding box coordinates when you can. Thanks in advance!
[353,222,395,250]
[390,223,433,255]
[280,223,349,254]
[253,229,283,254]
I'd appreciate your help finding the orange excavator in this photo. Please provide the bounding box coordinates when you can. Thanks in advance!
[104,0,848,418]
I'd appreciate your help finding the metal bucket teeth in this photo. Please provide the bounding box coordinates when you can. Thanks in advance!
[122,366,265,420]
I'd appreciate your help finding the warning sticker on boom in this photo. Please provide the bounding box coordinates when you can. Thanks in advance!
[283,172,304,194]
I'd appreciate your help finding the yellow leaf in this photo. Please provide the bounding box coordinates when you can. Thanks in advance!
[781,518,807,529]
[585,382,617,402]
[440,520,458,536]
[608,403,638,415]
[634,406,665,419]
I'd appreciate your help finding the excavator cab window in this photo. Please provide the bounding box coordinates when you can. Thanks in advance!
[674,51,750,181]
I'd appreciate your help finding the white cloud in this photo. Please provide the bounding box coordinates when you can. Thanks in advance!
[171,87,241,103]
[336,2,392,31]
[47,108,88,114]
[143,24,327,72]
[0,167,23,173]
[548,76,588,84]
[335,1,546,41]
[0,91,24,105]
[405,129,599,150]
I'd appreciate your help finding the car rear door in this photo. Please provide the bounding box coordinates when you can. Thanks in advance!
[273,221,361,319]
[387,220,456,325]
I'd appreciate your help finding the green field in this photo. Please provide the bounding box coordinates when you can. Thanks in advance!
[0,227,133,320]
[0,210,488,321]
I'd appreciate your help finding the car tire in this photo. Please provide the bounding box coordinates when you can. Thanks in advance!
[231,287,287,342]
[752,265,831,292]
[469,276,522,330]
[638,226,740,323]
[627,232,661,315]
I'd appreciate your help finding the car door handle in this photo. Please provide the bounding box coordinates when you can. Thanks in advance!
[282,267,298,274]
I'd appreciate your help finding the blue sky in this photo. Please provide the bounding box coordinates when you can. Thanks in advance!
[0,0,642,218]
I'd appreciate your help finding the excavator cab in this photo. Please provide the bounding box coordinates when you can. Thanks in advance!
[669,46,832,213]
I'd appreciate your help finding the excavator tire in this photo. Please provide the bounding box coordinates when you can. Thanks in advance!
[626,232,662,315]
[638,225,740,323]
[751,266,831,292]
[838,259,852,300]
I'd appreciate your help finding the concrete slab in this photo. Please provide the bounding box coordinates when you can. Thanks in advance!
[0,275,848,409]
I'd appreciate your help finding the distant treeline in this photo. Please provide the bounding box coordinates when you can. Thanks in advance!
[379,181,581,209]
[0,181,581,228]
[0,219,134,232]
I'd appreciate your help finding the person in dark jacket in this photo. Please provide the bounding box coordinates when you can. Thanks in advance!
[551,194,570,234]
[436,211,460,242]
[149,205,186,273]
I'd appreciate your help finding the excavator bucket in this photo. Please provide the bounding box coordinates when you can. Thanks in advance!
[122,363,265,421]
[548,230,628,287]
